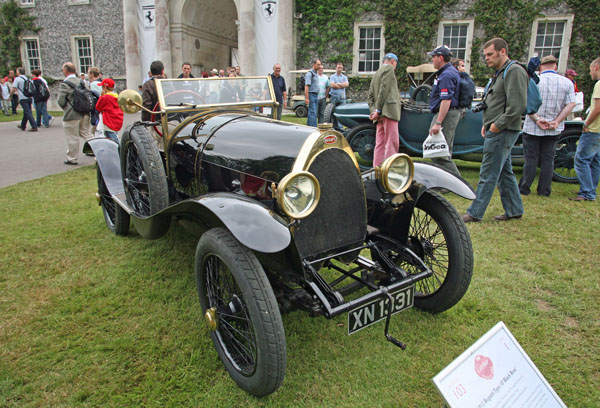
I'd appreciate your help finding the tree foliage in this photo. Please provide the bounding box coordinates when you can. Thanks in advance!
[0,0,38,77]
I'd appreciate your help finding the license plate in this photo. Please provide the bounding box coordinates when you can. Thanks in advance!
[348,286,414,335]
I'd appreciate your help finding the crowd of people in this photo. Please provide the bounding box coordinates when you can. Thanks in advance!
[355,37,600,217]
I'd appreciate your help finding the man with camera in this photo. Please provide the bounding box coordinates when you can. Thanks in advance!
[463,38,527,223]
[428,45,462,178]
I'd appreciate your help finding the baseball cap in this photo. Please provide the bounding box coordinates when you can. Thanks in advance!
[565,68,578,76]
[97,78,115,88]
[428,45,453,57]
[541,55,558,64]
[384,53,398,62]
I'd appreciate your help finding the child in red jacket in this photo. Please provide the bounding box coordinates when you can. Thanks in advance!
[95,78,123,143]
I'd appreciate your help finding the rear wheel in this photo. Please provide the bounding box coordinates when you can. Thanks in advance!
[347,123,376,167]
[96,165,129,235]
[553,129,580,183]
[196,228,286,396]
[373,191,473,313]
[120,125,169,216]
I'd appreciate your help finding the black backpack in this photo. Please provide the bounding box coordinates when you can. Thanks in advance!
[64,80,97,113]
[457,72,476,108]
[20,76,36,98]
[34,80,50,102]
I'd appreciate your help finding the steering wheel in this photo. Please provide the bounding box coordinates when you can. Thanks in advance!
[150,90,206,137]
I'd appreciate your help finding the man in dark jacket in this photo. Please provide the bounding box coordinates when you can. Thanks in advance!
[142,60,164,122]
[463,38,527,222]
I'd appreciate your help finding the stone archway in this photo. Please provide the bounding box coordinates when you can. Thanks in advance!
[169,0,238,77]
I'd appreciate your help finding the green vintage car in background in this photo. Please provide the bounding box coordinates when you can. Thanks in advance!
[328,64,582,183]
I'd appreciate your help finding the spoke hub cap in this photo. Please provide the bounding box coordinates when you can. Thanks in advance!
[204,307,218,331]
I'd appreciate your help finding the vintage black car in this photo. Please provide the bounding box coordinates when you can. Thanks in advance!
[86,76,476,396]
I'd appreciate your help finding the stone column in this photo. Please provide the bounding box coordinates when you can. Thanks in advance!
[238,0,255,75]
[277,0,294,87]
[122,0,142,89]
[155,0,173,78]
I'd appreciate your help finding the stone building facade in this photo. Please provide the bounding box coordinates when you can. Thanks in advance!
[8,0,585,106]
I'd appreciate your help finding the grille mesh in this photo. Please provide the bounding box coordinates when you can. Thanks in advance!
[293,149,367,258]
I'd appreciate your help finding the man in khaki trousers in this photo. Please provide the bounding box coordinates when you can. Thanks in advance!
[57,62,91,165]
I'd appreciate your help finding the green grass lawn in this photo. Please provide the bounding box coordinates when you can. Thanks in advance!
[0,156,598,406]
[0,110,63,123]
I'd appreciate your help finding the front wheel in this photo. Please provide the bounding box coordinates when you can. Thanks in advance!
[347,123,376,167]
[295,105,307,118]
[553,129,580,183]
[195,228,286,396]
[374,191,473,313]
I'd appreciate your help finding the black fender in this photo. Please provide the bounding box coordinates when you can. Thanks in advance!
[135,192,291,253]
[84,138,123,196]
[412,162,475,200]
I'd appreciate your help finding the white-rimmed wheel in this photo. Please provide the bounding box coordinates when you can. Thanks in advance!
[195,228,286,396]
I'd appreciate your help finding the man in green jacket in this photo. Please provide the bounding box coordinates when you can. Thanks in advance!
[368,53,401,167]
[463,38,527,222]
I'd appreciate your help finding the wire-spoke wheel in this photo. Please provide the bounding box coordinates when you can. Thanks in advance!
[196,228,286,396]
[96,165,129,235]
[347,123,376,167]
[553,130,580,183]
[373,191,473,313]
[120,125,169,217]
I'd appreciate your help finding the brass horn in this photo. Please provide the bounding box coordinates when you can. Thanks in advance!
[118,89,147,114]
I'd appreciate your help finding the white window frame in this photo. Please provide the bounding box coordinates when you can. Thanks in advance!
[68,0,90,5]
[528,15,574,73]
[71,35,94,75]
[352,21,385,76]
[19,0,35,8]
[437,19,475,73]
[20,36,41,74]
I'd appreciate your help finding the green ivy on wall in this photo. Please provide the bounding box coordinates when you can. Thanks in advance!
[296,0,599,100]
[0,0,38,77]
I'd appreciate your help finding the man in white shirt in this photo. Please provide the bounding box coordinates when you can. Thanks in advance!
[519,55,576,196]
[11,67,38,132]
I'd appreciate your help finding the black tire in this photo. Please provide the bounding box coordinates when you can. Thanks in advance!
[347,123,376,167]
[323,102,335,124]
[120,125,169,216]
[96,166,130,235]
[553,129,580,183]
[374,191,473,313]
[195,228,286,397]
[295,105,307,118]
[411,84,432,104]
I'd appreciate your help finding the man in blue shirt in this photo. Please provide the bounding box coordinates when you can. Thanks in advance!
[304,58,321,127]
[428,46,461,177]
[270,63,287,120]
[329,62,349,106]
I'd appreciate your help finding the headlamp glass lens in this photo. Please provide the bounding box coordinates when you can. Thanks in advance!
[283,175,317,216]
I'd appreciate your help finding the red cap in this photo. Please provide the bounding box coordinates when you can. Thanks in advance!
[98,78,115,88]
[565,69,578,76]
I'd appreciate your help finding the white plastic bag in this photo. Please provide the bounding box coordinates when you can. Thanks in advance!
[573,92,584,113]
[94,113,104,138]
[423,129,450,158]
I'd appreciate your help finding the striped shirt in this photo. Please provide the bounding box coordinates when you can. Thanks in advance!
[522,70,576,136]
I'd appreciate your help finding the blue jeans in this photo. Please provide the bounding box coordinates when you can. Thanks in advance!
[574,132,600,200]
[467,129,524,219]
[19,99,37,130]
[35,101,52,127]
[104,130,119,143]
[306,93,318,127]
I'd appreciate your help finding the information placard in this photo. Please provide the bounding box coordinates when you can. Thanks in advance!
[432,322,566,408]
